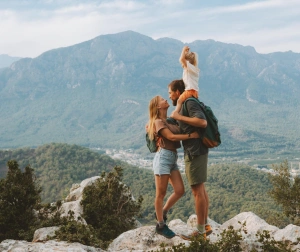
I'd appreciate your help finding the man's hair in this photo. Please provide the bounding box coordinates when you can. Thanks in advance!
[168,79,185,94]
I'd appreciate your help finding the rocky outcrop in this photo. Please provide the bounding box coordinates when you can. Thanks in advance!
[107,213,300,252]
[32,226,59,242]
[107,220,191,252]
[0,176,299,252]
[0,239,105,252]
[65,176,100,202]
[58,176,101,224]
[2,212,298,252]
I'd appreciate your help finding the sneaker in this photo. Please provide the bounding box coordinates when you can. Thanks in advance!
[205,224,212,236]
[154,212,168,223]
[155,224,176,239]
[179,230,206,241]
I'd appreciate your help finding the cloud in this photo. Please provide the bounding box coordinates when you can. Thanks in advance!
[0,0,299,57]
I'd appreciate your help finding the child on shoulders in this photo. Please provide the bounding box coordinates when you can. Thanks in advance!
[172,45,200,115]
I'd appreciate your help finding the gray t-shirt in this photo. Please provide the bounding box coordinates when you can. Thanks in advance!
[178,99,208,156]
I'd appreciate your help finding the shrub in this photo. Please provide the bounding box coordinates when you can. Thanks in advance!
[53,210,107,248]
[0,160,42,241]
[81,166,143,241]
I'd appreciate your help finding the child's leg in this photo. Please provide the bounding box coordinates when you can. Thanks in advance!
[190,90,198,99]
[174,90,195,114]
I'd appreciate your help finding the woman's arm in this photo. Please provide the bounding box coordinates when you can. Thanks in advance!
[159,127,199,141]
[170,111,207,128]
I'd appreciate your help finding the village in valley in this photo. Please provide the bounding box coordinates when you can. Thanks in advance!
[92,148,300,177]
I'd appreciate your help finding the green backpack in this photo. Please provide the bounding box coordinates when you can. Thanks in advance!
[146,133,158,153]
[145,118,178,153]
[182,97,221,148]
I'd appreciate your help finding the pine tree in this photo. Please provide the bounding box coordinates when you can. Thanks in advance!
[268,160,300,225]
[0,160,42,241]
[81,166,143,241]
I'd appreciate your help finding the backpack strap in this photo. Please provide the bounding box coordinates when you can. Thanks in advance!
[182,97,203,117]
[182,97,205,141]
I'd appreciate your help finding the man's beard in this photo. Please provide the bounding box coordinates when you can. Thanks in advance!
[172,99,178,106]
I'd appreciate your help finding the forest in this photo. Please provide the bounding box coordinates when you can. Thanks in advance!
[0,143,283,225]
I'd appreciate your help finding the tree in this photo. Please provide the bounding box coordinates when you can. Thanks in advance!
[81,166,143,241]
[268,160,300,225]
[0,160,42,241]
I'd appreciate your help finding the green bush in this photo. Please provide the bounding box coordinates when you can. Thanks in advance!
[53,210,107,248]
[81,166,143,242]
[268,160,300,225]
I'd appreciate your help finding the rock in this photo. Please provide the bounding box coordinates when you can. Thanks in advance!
[32,226,59,242]
[60,176,101,224]
[60,200,86,224]
[65,176,100,202]
[273,224,300,243]
[0,239,106,252]
[186,214,221,235]
[221,211,279,235]
[107,219,191,252]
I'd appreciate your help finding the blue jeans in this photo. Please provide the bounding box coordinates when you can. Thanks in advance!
[153,148,179,175]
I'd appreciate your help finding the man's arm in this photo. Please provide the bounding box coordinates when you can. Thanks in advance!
[171,111,207,128]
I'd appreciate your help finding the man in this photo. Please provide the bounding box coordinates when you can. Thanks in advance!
[168,79,212,240]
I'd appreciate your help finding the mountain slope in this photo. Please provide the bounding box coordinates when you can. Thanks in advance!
[0,31,299,155]
[0,54,22,68]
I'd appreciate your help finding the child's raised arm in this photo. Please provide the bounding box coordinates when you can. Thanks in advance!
[179,46,189,68]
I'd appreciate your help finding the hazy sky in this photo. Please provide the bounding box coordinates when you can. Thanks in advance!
[1,0,300,58]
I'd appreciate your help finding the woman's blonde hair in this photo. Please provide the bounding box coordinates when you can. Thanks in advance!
[147,95,160,140]
[185,51,198,67]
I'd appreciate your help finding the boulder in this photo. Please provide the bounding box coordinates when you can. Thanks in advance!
[32,226,59,242]
[221,211,279,235]
[65,176,100,202]
[60,200,86,224]
[108,212,300,252]
[273,224,300,243]
[107,219,191,252]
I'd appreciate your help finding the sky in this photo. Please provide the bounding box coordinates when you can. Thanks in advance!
[0,0,300,58]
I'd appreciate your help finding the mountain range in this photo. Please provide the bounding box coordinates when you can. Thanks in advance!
[0,54,22,69]
[0,31,299,157]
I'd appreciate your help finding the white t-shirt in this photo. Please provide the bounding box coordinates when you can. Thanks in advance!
[182,61,200,91]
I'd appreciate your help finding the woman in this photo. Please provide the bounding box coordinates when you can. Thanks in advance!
[147,95,199,239]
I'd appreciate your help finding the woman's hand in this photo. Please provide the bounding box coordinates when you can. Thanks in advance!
[190,131,200,138]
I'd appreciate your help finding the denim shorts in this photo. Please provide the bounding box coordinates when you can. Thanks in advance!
[153,148,179,175]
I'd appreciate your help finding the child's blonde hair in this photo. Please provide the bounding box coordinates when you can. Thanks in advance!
[185,52,198,67]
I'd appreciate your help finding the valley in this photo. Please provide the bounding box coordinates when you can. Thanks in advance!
[94,147,300,176]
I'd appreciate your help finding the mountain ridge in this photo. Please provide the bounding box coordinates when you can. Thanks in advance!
[0,31,299,156]
[0,54,22,68]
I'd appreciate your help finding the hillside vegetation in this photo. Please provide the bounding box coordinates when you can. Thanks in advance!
[0,143,282,224]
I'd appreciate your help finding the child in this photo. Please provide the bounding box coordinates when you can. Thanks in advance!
[172,45,200,114]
